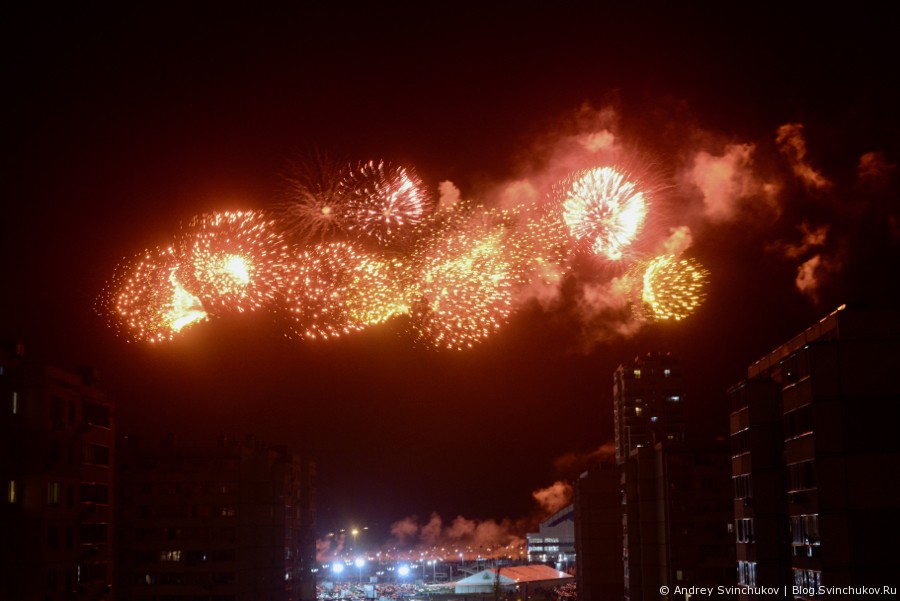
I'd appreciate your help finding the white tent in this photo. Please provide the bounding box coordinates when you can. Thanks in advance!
[454,565,573,594]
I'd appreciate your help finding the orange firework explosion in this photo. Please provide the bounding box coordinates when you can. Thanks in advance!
[561,166,648,260]
[409,212,513,350]
[175,210,290,313]
[342,160,431,246]
[283,242,408,340]
[106,246,208,343]
[630,254,709,321]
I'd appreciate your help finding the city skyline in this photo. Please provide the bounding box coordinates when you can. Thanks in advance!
[3,3,898,548]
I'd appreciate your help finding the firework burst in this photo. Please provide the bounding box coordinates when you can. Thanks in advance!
[175,210,290,314]
[630,254,709,321]
[342,160,431,246]
[105,246,208,343]
[277,154,353,242]
[561,166,648,260]
[284,242,409,340]
[409,211,513,350]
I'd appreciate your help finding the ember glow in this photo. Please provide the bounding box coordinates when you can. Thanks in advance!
[561,166,648,260]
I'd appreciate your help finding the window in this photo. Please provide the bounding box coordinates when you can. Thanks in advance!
[7,480,16,503]
[664,369,671,377]
[83,444,110,466]
[11,391,17,414]
[79,523,109,544]
[160,550,183,562]
[82,401,110,428]
[736,518,754,543]
[793,569,823,598]
[80,483,110,505]
[634,369,641,379]
[737,560,757,586]
[787,460,816,492]
[47,482,60,505]
[733,474,752,500]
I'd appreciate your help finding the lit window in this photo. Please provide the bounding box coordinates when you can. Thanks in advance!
[159,550,182,562]
[47,482,60,505]
[650,416,658,422]
[633,369,641,379]
[668,395,680,402]
[635,407,643,416]
[11,392,17,414]
[664,369,671,377]
[7,481,16,503]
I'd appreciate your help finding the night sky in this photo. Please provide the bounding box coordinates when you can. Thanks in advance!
[4,4,898,551]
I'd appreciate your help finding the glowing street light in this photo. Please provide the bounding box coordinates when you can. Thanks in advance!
[398,564,410,578]
[354,557,366,582]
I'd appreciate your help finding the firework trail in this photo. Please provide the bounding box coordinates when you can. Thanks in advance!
[175,211,290,314]
[560,166,648,260]
[105,246,208,343]
[277,153,353,242]
[341,160,432,246]
[628,254,709,321]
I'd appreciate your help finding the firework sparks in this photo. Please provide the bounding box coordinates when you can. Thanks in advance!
[342,160,431,246]
[409,211,513,350]
[561,166,648,260]
[106,246,208,342]
[632,254,709,321]
[175,211,290,314]
[284,242,409,340]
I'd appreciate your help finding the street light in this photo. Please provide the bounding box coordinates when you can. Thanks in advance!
[355,557,366,583]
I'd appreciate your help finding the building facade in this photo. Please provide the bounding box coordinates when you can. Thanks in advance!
[729,306,900,599]
[1,341,115,600]
[526,504,575,570]
[116,434,316,601]
[613,353,685,465]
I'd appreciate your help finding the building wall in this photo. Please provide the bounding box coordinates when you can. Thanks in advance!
[116,435,316,601]
[1,342,115,601]
[730,307,900,599]
[574,464,623,601]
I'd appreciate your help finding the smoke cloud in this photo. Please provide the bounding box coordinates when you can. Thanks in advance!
[387,513,526,557]
[531,481,574,515]
[776,123,831,190]
[687,143,776,222]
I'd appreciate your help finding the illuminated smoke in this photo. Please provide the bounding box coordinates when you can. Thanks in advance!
[660,225,693,256]
[776,123,831,190]
[857,151,896,187]
[387,513,526,560]
[437,180,463,211]
[795,254,824,302]
[531,481,573,515]
[688,144,775,221]
[560,166,648,260]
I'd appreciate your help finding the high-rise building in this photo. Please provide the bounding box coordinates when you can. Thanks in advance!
[573,461,623,601]
[621,441,735,601]
[1,341,115,600]
[526,504,575,569]
[729,306,900,599]
[613,353,685,465]
[116,434,316,601]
